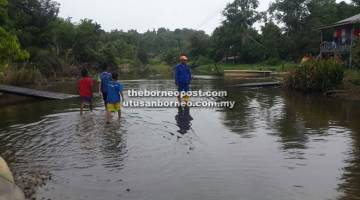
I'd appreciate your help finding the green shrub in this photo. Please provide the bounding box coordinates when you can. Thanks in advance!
[0,27,29,65]
[31,49,63,75]
[352,40,360,69]
[344,70,360,86]
[262,58,282,66]
[148,58,162,65]
[284,59,345,92]
[195,56,213,65]
[162,49,179,66]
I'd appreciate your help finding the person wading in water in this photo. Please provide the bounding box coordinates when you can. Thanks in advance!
[175,56,192,104]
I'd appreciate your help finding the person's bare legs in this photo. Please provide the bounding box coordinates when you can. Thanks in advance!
[106,111,112,124]
[89,100,93,112]
[177,95,182,105]
[80,102,84,115]
[118,110,121,119]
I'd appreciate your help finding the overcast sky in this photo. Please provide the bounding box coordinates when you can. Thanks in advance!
[56,0,351,35]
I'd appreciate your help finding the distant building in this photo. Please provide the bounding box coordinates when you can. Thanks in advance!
[222,56,240,64]
[319,13,360,67]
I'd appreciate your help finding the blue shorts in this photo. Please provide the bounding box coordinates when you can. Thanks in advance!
[178,83,190,92]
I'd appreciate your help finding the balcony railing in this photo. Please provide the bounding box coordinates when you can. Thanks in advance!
[320,42,351,54]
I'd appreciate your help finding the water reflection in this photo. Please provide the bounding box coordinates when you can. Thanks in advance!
[101,123,128,171]
[279,92,360,200]
[175,106,193,135]
[338,131,360,200]
[222,88,360,199]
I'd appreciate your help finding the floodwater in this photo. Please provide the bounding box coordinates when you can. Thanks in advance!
[1,79,360,200]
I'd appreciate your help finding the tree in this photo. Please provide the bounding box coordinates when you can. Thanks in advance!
[47,18,77,66]
[223,0,261,28]
[188,31,210,59]
[163,48,179,66]
[209,0,264,63]
[260,22,284,60]
[269,0,309,60]
[336,1,359,20]
[222,0,262,50]
[7,0,60,48]
[137,48,149,64]
[209,26,228,62]
[0,27,29,66]
[268,0,355,60]
[0,0,8,26]
[269,0,310,33]
[72,19,103,63]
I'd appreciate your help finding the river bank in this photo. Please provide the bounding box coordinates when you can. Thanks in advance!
[1,64,360,104]
[322,70,360,101]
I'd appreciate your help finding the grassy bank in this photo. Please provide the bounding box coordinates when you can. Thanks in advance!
[326,69,360,101]
[193,63,296,75]
[344,69,360,86]
[147,62,297,77]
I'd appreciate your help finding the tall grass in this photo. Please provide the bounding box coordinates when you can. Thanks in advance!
[284,59,344,92]
[0,67,44,86]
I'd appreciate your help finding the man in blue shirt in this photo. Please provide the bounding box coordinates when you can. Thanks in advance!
[175,56,192,103]
[99,65,112,108]
[106,72,124,123]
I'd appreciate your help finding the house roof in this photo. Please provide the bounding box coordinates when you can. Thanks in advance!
[318,13,360,30]
[336,13,360,24]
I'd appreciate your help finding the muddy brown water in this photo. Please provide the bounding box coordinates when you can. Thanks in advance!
[0,79,360,200]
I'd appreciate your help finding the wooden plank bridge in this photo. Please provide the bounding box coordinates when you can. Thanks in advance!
[0,84,78,100]
[224,70,289,80]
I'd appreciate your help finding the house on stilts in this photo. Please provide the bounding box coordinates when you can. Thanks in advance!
[319,13,360,67]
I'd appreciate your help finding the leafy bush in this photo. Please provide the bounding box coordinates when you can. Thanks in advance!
[0,27,29,65]
[352,40,360,69]
[284,59,345,92]
[162,49,179,66]
[195,55,213,65]
[344,70,360,86]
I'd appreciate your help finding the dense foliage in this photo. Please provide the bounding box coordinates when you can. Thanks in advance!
[284,59,345,91]
[209,0,360,64]
[0,0,359,78]
[352,40,360,69]
[0,27,29,66]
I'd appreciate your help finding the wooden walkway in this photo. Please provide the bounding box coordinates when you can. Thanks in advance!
[224,70,273,79]
[0,84,78,100]
[227,81,281,88]
[224,70,289,80]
